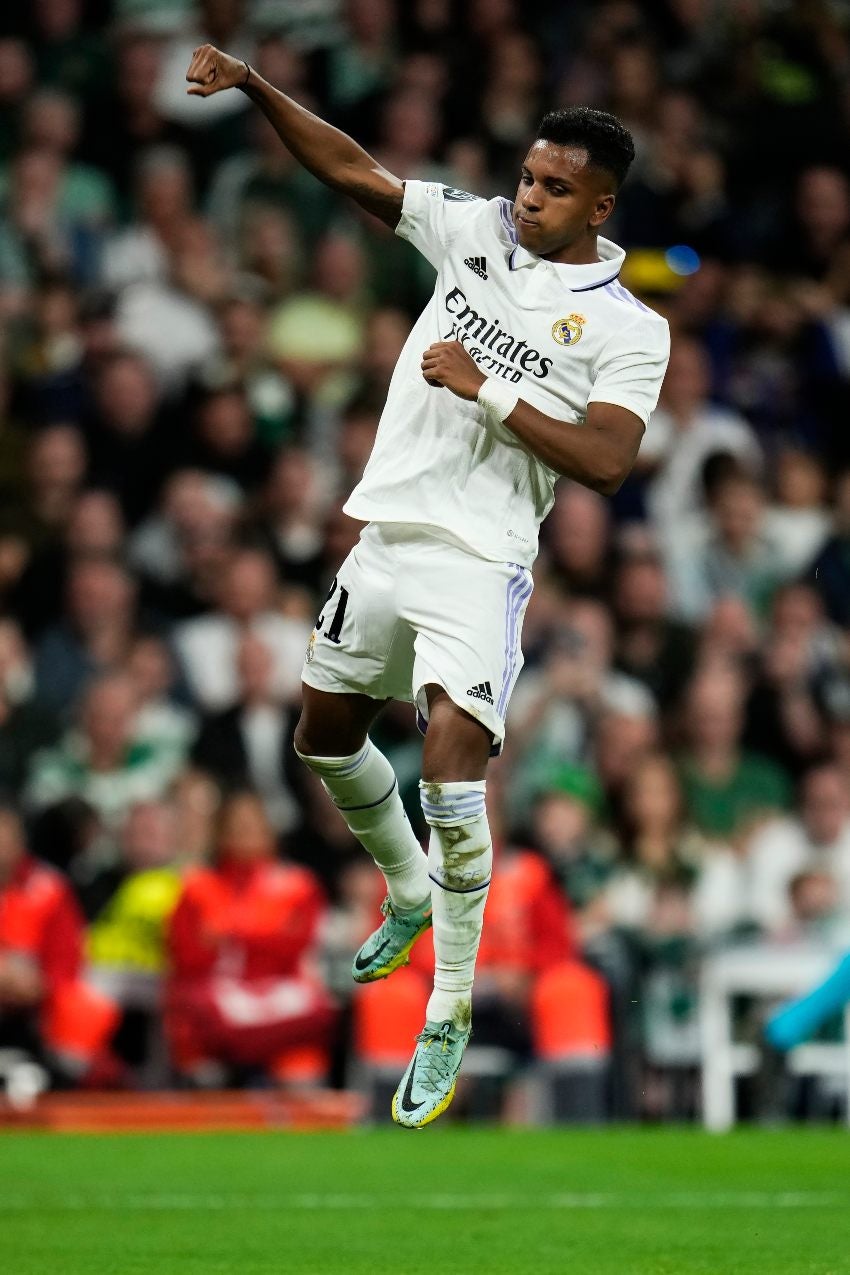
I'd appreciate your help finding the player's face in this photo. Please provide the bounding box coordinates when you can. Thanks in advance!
[513,142,615,260]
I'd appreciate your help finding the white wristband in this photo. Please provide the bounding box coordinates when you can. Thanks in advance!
[477,376,519,423]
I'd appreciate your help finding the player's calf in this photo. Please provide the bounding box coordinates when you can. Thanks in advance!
[392,778,492,1128]
[295,736,431,935]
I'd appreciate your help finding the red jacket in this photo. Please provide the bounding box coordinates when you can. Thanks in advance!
[477,847,576,974]
[0,856,84,994]
[168,858,326,984]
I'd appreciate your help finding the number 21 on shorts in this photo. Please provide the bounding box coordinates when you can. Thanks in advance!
[316,576,349,645]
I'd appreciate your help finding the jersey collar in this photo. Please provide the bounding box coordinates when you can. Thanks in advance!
[509,235,625,291]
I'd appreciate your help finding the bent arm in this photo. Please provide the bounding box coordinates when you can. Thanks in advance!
[186,46,404,226]
[502,399,645,495]
[420,340,645,495]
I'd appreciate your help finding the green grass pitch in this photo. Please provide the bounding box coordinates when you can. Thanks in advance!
[1,1126,849,1274]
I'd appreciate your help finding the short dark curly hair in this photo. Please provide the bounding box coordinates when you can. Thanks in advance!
[535,108,636,190]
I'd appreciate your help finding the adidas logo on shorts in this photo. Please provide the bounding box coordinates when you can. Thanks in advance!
[464,256,488,279]
[467,681,494,705]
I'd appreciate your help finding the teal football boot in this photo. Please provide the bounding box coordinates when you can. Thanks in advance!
[352,894,432,984]
[391,1017,471,1129]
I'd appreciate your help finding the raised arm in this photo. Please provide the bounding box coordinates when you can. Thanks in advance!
[185,45,404,228]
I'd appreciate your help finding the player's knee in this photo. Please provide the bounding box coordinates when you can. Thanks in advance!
[420,780,491,892]
[420,691,491,783]
[293,716,317,760]
[293,709,354,760]
[420,779,486,828]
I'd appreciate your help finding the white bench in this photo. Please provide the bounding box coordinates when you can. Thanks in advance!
[700,945,850,1131]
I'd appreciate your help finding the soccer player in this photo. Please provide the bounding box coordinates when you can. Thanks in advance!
[186,46,671,1127]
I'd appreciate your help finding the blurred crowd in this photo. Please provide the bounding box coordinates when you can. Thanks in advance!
[2,0,850,1121]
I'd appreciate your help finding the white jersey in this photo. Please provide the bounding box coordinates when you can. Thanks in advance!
[344,180,670,567]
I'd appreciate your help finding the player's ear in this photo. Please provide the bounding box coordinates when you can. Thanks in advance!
[589,193,615,228]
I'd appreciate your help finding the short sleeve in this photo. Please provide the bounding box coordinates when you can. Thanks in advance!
[587,314,671,425]
[395,179,485,269]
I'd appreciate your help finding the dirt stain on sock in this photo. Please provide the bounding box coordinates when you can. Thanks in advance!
[452,1000,472,1031]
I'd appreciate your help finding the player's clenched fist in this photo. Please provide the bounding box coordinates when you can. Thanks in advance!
[185,44,248,97]
[421,340,486,401]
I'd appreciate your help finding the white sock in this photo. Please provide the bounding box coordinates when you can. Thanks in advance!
[420,780,492,1028]
[296,739,430,911]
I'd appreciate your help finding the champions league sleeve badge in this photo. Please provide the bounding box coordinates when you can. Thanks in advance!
[552,314,586,346]
[442,186,479,201]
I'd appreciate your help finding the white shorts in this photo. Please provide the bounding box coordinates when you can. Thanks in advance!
[301,523,533,749]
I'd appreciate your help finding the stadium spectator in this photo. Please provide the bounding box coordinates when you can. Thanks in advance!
[26,670,182,831]
[601,754,703,930]
[100,145,196,292]
[678,664,792,840]
[334,398,379,498]
[173,545,309,712]
[207,108,337,252]
[86,798,183,1085]
[13,486,125,638]
[33,557,138,712]
[79,34,175,195]
[0,423,86,566]
[358,307,413,404]
[181,385,268,492]
[170,767,221,869]
[164,789,334,1086]
[246,447,328,594]
[18,86,116,230]
[541,481,611,599]
[742,584,833,780]
[266,231,370,407]
[593,700,660,817]
[610,546,696,711]
[527,767,612,919]
[598,753,711,1115]
[746,764,850,937]
[0,804,117,1081]
[125,633,197,768]
[639,336,761,536]
[31,0,107,107]
[765,448,831,576]
[0,39,34,164]
[326,0,396,124]
[665,469,790,624]
[510,597,655,816]
[201,291,297,448]
[127,467,240,613]
[86,349,173,525]
[111,218,224,394]
[808,470,850,627]
[191,631,302,833]
[0,618,60,799]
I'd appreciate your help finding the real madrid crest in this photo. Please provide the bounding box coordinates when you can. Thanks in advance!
[305,629,317,664]
[552,313,586,346]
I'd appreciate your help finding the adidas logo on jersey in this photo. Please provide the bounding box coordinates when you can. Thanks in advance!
[467,681,494,704]
[464,256,488,279]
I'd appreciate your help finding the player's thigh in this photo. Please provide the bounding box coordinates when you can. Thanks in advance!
[301,525,415,709]
[295,683,387,758]
[404,542,533,749]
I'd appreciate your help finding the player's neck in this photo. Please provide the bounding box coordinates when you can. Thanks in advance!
[542,232,601,267]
